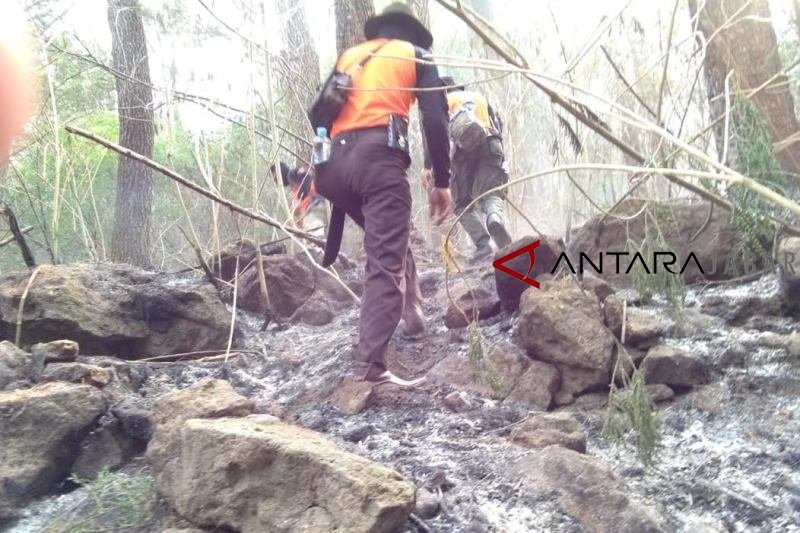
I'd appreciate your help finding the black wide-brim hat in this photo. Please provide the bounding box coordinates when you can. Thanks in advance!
[364,2,433,50]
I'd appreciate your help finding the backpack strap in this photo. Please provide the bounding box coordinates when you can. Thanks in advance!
[341,40,392,75]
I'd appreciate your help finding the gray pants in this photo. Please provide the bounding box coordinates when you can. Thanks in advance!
[458,193,505,248]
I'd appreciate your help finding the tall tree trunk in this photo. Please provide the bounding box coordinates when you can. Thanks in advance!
[277,0,320,157]
[107,0,154,266]
[335,0,374,54]
[690,0,800,183]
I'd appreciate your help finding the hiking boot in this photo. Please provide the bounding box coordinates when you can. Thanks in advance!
[486,213,513,249]
[399,303,427,339]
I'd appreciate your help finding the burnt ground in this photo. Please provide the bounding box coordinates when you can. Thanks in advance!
[8,261,800,533]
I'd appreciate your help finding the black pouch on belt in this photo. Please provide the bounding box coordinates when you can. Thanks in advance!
[386,113,410,156]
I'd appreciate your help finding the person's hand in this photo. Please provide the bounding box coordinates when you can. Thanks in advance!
[420,168,433,191]
[428,187,452,226]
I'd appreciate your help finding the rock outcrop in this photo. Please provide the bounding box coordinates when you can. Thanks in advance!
[0,382,106,519]
[159,416,416,533]
[0,263,235,358]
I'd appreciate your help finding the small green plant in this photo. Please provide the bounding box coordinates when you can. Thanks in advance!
[627,219,685,313]
[729,97,786,259]
[467,321,505,394]
[43,469,155,533]
[603,365,661,467]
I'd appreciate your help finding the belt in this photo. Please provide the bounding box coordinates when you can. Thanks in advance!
[332,126,386,145]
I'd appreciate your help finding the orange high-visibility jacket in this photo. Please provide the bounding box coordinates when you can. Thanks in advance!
[331,39,417,138]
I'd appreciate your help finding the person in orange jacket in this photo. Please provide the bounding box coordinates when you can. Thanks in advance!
[313,3,452,386]
[277,162,326,237]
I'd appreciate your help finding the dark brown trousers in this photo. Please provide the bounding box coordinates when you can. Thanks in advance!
[314,128,422,372]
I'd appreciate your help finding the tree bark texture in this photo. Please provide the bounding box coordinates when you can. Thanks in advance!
[107,0,154,267]
[690,0,800,182]
[335,0,375,55]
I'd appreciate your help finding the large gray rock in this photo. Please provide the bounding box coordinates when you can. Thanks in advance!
[568,199,739,285]
[160,416,415,533]
[0,382,106,519]
[32,339,79,363]
[72,414,143,480]
[41,362,113,388]
[518,446,664,533]
[146,379,254,480]
[641,345,710,387]
[493,235,563,309]
[0,341,43,390]
[503,360,560,410]
[235,255,315,317]
[511,412,587,452]
[0,263,235,358]
[516,280,614,392]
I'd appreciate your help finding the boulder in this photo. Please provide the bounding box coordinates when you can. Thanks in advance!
[516,280,614,392]
[559,365,611,397]
[111,397,153,442]
[510,412,587,452]
[146,379,254,480]
[517,446,664,533]
[581,273,615,303]
[428,343,529,398]
[41,362,113,388]
[503,360,560,410]
[32,339,79,363]
[444,287,501,329]
[292,294,335,326]
[0,382,106,519]
[234,254,315,317]
[568,199,738,285]
[641,345,710,387]
[209,239,286,282]
[0,341,43,390]
[159,416,415,533]
[646,384,675,403]
[604,298,667,349]
[493,235,563,309]
[0,263,235,358]
[777,237,800,313]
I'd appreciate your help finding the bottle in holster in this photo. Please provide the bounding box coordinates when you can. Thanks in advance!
[312,127,331,167]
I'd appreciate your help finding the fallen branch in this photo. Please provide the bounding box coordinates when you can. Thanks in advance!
[133,349,256,363]
[63,125,325,247]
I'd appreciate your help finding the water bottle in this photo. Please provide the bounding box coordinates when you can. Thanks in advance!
[312,127,331,166]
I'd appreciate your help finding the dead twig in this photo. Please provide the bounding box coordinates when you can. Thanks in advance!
[63,125,325,246]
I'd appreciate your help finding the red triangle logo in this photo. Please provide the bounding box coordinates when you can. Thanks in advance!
[492,240,541,289]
